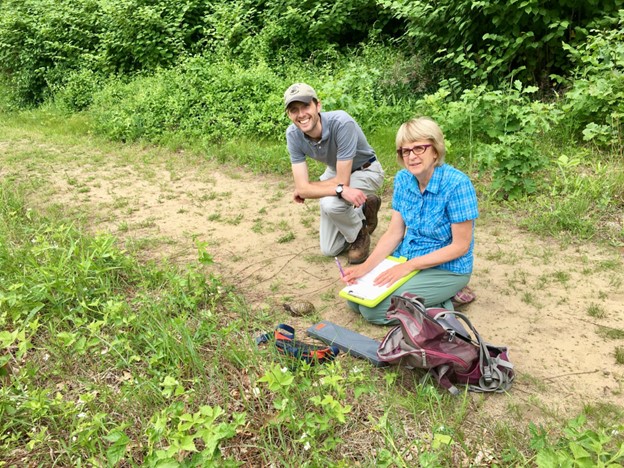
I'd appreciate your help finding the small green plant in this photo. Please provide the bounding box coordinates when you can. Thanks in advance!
[552,271,570,284]
[143,404,246,466]
[615,346,624,365]
[587,303,607,319]
[224,214,243,225]
[251,219,263,233]
[596,326,624,340]
[198,191,218,202]
[531,415,624,467]
[277,231,295,243]
[521,292,536,306]
[255,361,359,459]
[609,275,623,289]
[194,239,214,265]
[600,259,622,270]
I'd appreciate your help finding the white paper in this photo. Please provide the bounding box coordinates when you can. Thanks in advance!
[341,258,403,301]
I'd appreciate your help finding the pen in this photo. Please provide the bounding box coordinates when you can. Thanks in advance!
[334,257,346,278]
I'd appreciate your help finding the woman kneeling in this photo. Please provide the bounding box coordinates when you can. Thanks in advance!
[342,117,478,325]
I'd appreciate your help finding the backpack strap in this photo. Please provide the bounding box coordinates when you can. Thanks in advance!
[428,365,461,396]
[433,311,515,393]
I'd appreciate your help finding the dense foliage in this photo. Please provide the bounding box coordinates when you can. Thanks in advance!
[0,1,622,201]
[0,0,395,104]
[381,0,624,86]
[2,0,623,103]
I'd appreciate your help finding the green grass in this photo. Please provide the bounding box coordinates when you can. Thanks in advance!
[1,97,624,467]
[587,303,607,319]
[1,171,622,466]
[596,326,624,340]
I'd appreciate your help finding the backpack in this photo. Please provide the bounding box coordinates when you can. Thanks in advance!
[377,293,514,395]
[256,323,340,365]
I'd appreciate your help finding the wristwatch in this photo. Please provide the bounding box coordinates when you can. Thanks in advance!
[335,184,344,199]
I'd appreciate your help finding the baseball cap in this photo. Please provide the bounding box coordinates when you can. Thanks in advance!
[284,83,318,110]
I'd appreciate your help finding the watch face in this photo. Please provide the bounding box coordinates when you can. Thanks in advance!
[336,185,343,194]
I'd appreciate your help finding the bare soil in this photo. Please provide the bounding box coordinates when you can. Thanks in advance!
[2,139,623,416]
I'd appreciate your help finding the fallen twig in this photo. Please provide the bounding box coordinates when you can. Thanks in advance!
[543,369,599,381]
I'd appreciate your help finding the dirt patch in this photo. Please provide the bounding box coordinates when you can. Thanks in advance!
[2,140,623,415]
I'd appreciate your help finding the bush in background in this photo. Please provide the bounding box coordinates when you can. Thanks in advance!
[86,44,421,145]
[560,11,624,153]
[380,0,624,88]
[89,58,287,144]
[417,82,562,199]
[97,0,209,74]
[0,0,397,107]
[0,0,101,105]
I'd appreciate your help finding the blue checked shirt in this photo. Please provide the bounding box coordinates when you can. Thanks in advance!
[392,164,479,274]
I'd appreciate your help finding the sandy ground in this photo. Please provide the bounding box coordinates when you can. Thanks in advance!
[2,139,623,417]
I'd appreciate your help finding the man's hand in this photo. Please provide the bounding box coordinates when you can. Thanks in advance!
[341,185,367,207]
[293,190,305,204]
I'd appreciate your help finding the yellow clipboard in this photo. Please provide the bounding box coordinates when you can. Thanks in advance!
[339,256,419,308]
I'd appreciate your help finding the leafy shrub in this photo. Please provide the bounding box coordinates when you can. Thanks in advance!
[53,69,108,112]
[203,0,396,65]
[531,415,624,467]
[86,43,427,153]
[97,0,209,74]
[0,0,216,105]
[311,45,420,130]
[380,0,624,87]
[0,0,101,105]
[419,82,562,199]
[560,11,624,152]
[90,57,287,144]
[0,0,397,107]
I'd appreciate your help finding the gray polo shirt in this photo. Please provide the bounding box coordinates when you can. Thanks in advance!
[286,110,376,171]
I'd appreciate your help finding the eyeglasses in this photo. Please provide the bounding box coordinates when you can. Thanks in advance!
[397,144,433,158]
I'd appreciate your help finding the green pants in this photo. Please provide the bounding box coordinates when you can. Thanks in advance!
[347,268,470,325]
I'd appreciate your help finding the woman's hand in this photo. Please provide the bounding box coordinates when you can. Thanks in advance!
[341,264,371,285]
[373,263,413,287]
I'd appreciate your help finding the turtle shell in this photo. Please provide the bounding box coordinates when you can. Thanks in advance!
[283,301,315,316]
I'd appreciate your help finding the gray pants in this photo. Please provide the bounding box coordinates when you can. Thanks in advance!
[318,162,384,256]
[348,268,471,325]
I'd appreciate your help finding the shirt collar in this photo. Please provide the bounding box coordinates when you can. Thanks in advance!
[414,164,444,195]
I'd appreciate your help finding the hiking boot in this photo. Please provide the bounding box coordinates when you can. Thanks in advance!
[348,225,370,264]
[363,194,381,235]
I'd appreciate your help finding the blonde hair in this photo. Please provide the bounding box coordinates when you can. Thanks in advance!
[395,117,446,168]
